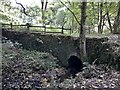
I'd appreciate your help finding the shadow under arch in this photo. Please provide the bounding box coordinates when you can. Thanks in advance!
[67,55,83,78]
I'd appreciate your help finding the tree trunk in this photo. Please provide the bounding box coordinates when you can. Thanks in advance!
[105,2,113,33]
[92,2,95,33]
[106,11,113,33]
[101,14,106,33]
[71,2,75,34]
[98,2,103,34]
[59,0,87,61]
[79,1,87,61]
[113,1,120,34]
[41,0,48,34]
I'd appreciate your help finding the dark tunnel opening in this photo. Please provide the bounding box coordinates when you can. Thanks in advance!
[67,55,83,78]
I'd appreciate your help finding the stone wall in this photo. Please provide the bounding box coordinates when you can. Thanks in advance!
[2,29,114,67]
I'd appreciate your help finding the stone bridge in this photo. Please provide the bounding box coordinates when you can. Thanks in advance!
[2,29,109,66]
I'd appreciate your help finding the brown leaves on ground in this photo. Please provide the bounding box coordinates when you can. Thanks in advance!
[2,36,120,89]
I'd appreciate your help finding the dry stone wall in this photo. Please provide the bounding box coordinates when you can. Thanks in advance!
[2,29,119,69]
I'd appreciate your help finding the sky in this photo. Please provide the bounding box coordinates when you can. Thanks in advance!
[9,0,119,6]
[9,0,54,6]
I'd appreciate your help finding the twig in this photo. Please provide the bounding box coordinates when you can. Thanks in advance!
[59,0,81,26]
[15,0,34,17]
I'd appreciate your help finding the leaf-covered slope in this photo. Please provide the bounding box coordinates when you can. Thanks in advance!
[2,36,120,89]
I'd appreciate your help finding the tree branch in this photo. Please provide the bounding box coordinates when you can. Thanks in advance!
[67,0,71,6]
[45,0,48,10]
[15,0,33,17]
[41,0,44,10]
[59,0,81,26]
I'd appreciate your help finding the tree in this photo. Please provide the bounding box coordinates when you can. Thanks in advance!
[113,1,120,34]
[79,1,87,60]
[98,2,103,34]
[55,10,66,27]
[41,0,48,33]
[66,2,81,33]
[59,0,87,61]
[105,3,113,33]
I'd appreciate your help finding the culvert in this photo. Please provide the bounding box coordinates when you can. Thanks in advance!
[67,55,83,78]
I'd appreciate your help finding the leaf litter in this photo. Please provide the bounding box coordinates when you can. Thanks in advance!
[2,36,120,89]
